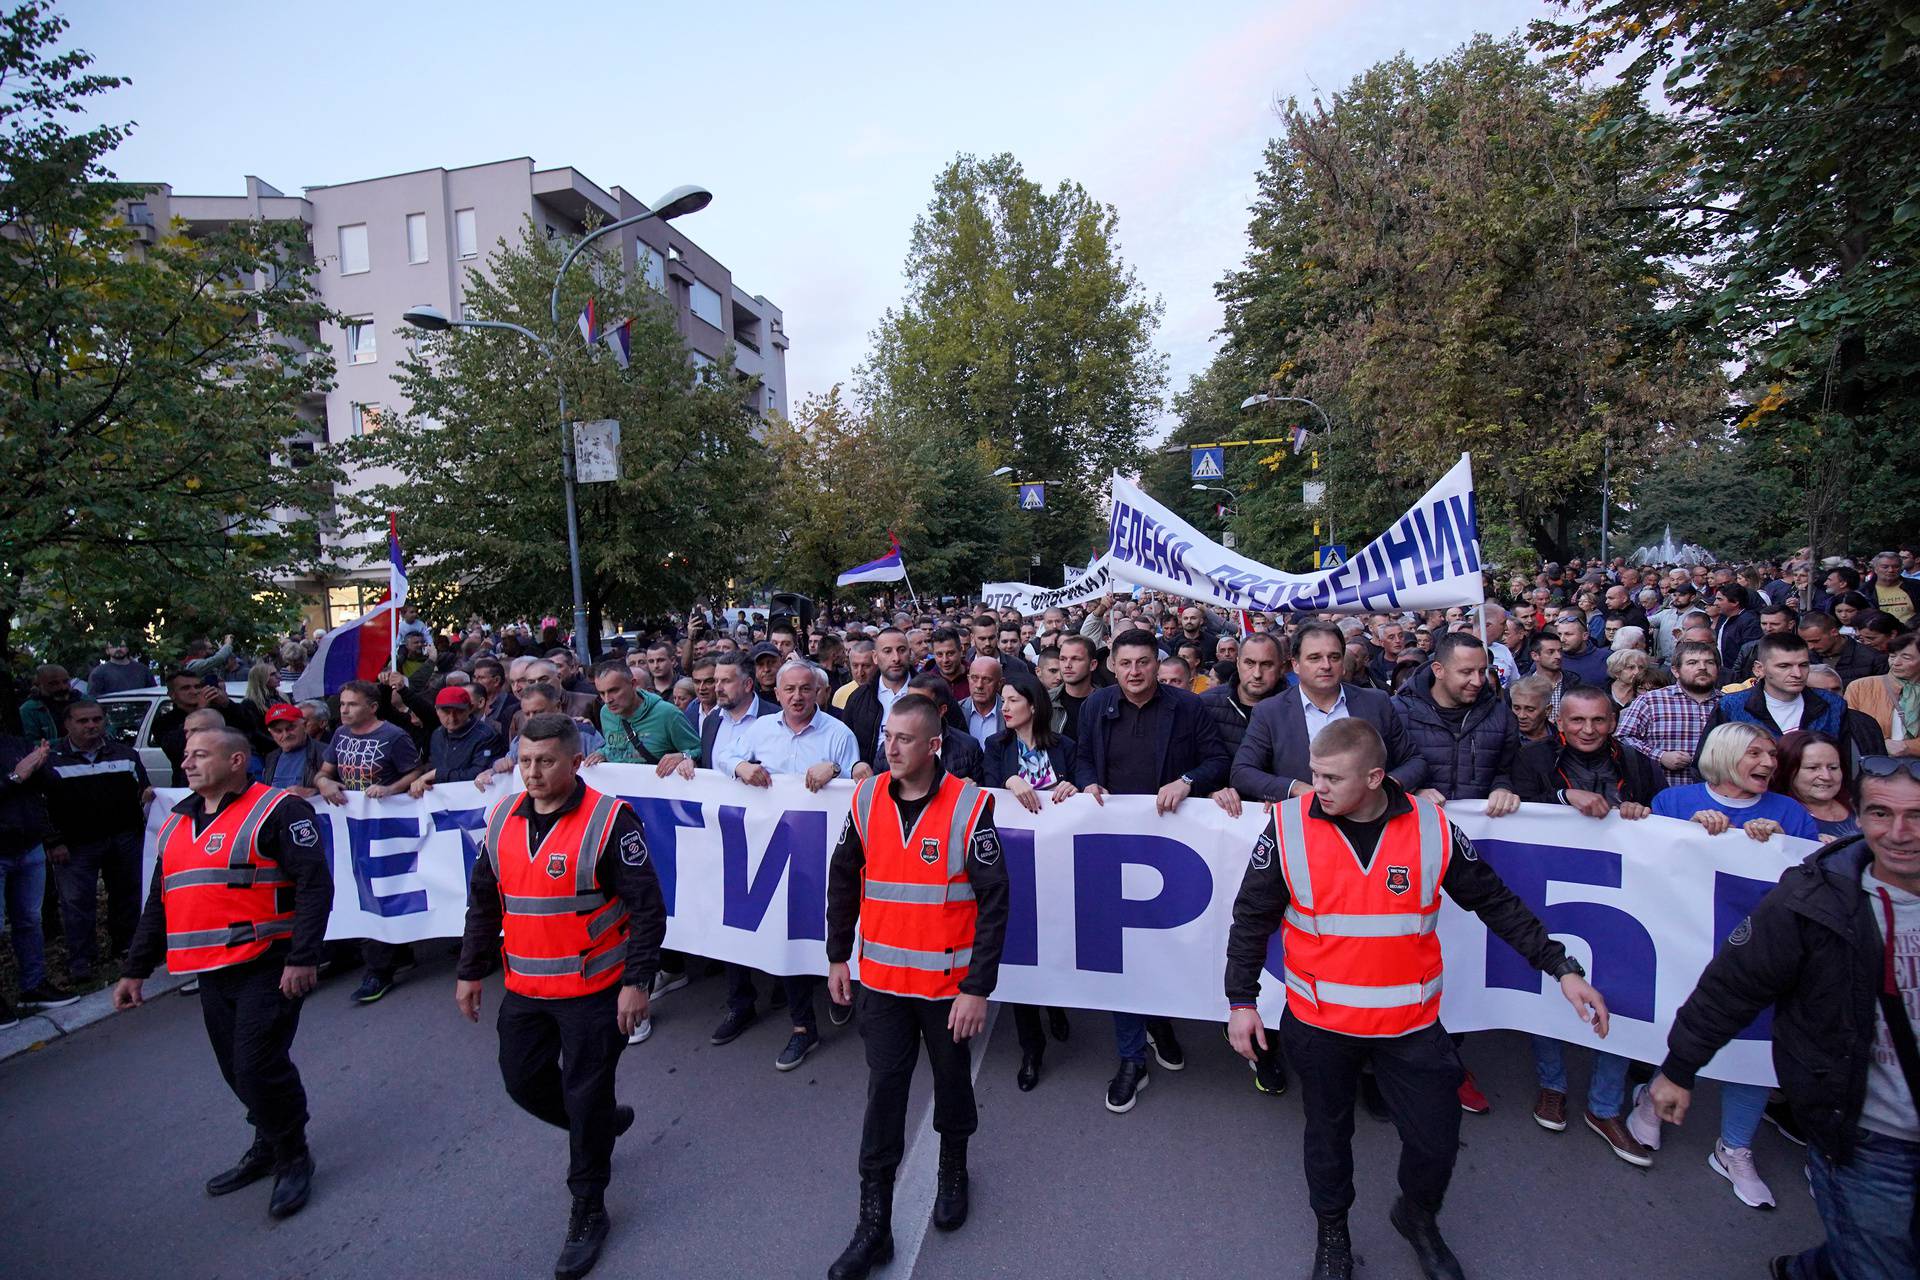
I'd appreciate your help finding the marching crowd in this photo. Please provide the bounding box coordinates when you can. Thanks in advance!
[2,545,1918,1280]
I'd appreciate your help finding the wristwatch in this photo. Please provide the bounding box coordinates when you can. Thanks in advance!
[1552,958,1587,980]
[1179,773,1196,788]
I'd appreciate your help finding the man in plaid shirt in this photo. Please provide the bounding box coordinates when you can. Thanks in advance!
[1616,640,1722,787]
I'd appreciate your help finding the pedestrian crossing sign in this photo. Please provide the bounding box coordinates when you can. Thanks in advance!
[1317,544,1347,569]
[1019,483,1046,510]
[1190,447,1224,480]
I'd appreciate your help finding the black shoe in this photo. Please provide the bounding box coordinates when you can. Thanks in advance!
[775,1030,820,1072]
[827,1177,894,1280]
[932,1140,968,1232]
[350,972,393,1005]
[1764,1097,1808,1147]
[1047,1008,1070,1041]
[1105,1060,1150,1114]
[1252,1051,1288,1097]
[554,1197,610,1280]
[1017,1052,1042,1092]
[267,1152,313,1219]
[1390,1196,1465,1280]
[710,1006,757,1045]
[1147,1023,1185,1071]
[0,994,18,1030]
[205,1138,275,1196]
[613,1105,634,1139]
[18,981,80,1009]
[1313,1214,1354,1280]
[828,991,854,1027]
[1360,1070,1391,1121]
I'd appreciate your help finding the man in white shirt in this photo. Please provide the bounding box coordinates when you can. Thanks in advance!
[718,660,860,1070]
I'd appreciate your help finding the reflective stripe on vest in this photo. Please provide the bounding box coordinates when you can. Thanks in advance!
[860,941,972,973]
[864,879,976,904]
[1279,796,1313,910]
[158,784,299,974]
[504,946,627,981]
[1282,908,1438,938]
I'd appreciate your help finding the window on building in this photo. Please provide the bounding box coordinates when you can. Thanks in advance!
[458,299,482,323]
[346,318,377,364]
[352,403,385,435]
[406,212,429,264]
[338,223,369,275]
[689,280,724,330]
[641,247,665,293]
[455,208,477,259]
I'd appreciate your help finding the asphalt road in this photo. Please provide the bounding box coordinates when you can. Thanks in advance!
[2,947,1819,1280]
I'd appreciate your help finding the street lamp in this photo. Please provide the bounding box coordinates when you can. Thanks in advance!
[989,466,1014,478]
[1241,392,1335,547]
[1191,482,1239,519]
[403,184,711,661]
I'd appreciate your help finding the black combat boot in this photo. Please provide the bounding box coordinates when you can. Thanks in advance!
[554,1196,611,1280]
[827,1177,894,1279]
[1390,1196,1465,1280]
[1312,1213,1354,1279]
[932,1138,969,1231]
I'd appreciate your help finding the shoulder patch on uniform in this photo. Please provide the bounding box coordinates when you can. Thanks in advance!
[1728,916,1752,946]
[620,828,649,867]
[971,828,1001,866]
[838,812,853,848]
[1250,831,1275,870]
[288,818,319,848]
[1454,831,1478,861]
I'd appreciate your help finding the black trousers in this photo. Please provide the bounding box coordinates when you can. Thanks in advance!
[1281,1011,1463,1218]
[361,938,415,978]
[724,963,819,1033]
[54,829,142,975]
[497,986,628,1200]
[199,954,309,1163]
[857,988,977,1182]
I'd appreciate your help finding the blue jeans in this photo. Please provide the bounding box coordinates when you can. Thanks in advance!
[0,844,49,990]
[1112,1013,1176,1064]
[1722,1081,1770,1149]
[1786,1128,1919,1280]
[1531,1036,1630,1118]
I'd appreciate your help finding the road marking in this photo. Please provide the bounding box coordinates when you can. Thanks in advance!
[884,1002,999,1278]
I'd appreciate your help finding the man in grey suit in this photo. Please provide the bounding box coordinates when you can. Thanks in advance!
[1232,621,1420,800]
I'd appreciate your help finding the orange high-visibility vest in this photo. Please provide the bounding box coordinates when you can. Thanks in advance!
[157,784,299,974]
[1275,791,1452,1038]
[486,786,630,999]
[849,771,989,1000]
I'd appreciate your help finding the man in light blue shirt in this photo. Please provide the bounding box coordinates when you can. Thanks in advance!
[964,655,1004,747]
[718,659,860,1068]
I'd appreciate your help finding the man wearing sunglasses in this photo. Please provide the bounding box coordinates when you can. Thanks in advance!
[1647,756,1920,1280]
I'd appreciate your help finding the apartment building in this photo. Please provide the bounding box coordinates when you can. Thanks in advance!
[136,158,789,628]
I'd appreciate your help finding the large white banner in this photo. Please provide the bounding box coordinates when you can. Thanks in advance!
[1104,453,1485,613]
[981,554,1123,616]
[144,773,1803,1085]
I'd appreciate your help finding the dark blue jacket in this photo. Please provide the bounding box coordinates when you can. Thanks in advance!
[1391,666,1520,801]
[429,718,505,783]
[1715,609,1762,675]
[1076,684,1230,795]
[981,730,1094,790]
[1699,684,1885,774]
[1229,683,1418,801]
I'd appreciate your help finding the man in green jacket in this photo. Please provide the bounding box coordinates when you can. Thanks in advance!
[585,661,701,768]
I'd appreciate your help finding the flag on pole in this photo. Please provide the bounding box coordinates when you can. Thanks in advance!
[1238,609,1256,637]
[577,298,598,346]
[386,511,409,609]
[603,319,632,369]
[836,531,907,586]
[1291,424,1310,455]
[292,516,408,700]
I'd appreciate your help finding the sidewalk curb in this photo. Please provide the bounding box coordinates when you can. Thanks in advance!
[1,970,193,1065]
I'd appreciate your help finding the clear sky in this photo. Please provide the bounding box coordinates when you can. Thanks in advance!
[75,0,1543,431]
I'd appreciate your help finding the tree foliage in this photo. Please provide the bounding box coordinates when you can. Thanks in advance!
[0,1,338,684]
[1185,35,1726,560]
[1534,0,1920,557]
[344,221,770,645]
[859,153,1166,576]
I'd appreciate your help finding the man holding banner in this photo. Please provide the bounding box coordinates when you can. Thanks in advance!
[1226,718,1611,1280]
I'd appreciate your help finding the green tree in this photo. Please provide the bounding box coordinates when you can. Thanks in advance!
[0,2,339,696]
[859,152,1166,574]
[1535,1,1920,559]
[1189,35,1725,559]
[344,220,770,649]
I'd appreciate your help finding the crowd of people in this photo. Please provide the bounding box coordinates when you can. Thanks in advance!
[3,545,1918,1280]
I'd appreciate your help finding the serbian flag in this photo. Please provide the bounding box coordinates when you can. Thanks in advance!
[291,515,408,700]
[603,319,632,369]
[1238,609,1256,637]
[1291,423,1310,455]
[836,531,907,585]
[577,298,598,346]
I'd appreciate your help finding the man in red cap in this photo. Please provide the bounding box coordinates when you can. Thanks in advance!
[262,703,327,798]
[410,686,505,797]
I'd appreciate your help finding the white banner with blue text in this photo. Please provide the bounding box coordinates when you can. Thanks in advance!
[144,772,1803,1085]
[1104,453,1485,613]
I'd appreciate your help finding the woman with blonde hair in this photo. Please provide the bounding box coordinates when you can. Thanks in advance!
[244,660,288,714]
[1605,649,1649,713]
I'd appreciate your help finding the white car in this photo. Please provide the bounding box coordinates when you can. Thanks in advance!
[97,682,250,788]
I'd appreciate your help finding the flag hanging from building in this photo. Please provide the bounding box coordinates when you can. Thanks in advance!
[577,298,598,346]
[603,319,632,369]
[836,531,907,586]
[1291,424,1310,455]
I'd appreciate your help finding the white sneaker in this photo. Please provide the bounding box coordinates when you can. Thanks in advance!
[1709,1140,1776,1209]
[627,1016,653,1046]
[1626,1084,1662,1151]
